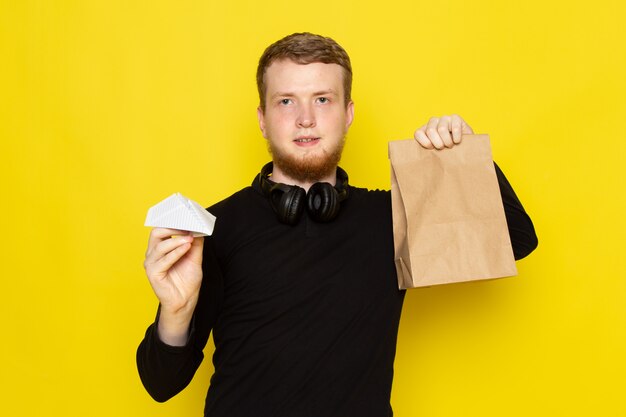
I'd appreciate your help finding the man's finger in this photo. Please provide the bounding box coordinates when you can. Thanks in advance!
[148,234,193,263]
[437,115,453,148]
[425,117,445,149]
[187,236,205,265]
[147,228,190,256]
[425,129,444,150]
[144,235,193,274]
[450,114,463,143]
[152,242,193,278]
[454,114,474,134]
[414,129,434,149]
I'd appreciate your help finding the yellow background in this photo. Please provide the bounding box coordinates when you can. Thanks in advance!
[2,0,625,415]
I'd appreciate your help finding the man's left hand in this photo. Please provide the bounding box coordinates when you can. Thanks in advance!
[414,114,474,150]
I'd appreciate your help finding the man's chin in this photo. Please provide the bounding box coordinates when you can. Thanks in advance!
[270,148,343,184]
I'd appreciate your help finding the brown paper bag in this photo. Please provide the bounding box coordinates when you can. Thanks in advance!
[389,134,517,289]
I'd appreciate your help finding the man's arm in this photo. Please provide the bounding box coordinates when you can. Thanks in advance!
[136,228,211,401]
[136,307,205,402]
[494,162,538,259]
[142,228,204,345]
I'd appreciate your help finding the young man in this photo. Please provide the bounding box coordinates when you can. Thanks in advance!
[137,33,537,416]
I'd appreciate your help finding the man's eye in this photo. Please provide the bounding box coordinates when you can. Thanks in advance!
[280,99,292,105]
[317,97,328,104]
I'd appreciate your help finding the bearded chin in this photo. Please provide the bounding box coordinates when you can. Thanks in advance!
[268,138,346,184]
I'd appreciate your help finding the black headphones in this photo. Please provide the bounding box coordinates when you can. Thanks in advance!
[257,162,349,225]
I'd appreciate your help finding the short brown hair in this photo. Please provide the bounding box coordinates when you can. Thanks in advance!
[256,32,352,111]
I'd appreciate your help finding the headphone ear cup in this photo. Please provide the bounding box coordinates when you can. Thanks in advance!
[258,162,348,225]
[307,183,340,223]
[272,186,306,225]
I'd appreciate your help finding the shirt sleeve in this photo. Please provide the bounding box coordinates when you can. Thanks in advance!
[494,162,538,260]
[136,237,224,402]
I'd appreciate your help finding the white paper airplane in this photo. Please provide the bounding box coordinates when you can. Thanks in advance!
[144,193,216,236]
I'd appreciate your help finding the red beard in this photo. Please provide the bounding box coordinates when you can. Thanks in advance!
[268,138,346,183]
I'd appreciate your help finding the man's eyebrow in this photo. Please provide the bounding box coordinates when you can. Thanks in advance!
[270,92,295,100]
[313,89,338,96]
[270,89,338,99]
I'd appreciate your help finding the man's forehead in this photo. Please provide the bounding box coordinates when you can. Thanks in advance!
[264,60,344,87]
[266,58,340,68]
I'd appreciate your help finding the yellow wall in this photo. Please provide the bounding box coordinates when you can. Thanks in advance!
[2,0,624,415]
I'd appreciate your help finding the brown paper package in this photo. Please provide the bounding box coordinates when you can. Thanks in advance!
[389,134,517,289]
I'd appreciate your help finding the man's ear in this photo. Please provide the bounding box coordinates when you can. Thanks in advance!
[257,106,268,139]
[345,100,355,129]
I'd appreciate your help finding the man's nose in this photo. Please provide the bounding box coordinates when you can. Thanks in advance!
[296,104,316,128]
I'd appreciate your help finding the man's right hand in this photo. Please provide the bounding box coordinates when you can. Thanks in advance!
[143,227,204,346]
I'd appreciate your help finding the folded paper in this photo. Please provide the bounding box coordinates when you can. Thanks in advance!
[144,193,216,237]
[389,135,517,289]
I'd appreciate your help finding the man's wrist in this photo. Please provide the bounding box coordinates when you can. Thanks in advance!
[156,307,194,347]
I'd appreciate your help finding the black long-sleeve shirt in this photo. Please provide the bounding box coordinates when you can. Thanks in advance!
[137,164,537,417]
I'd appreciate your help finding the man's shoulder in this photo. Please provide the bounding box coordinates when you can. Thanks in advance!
[345,185,391,215]
[348,185,390,201]
[205,186,260,215]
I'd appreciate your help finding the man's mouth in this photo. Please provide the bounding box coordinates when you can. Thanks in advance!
[294,136,320,145]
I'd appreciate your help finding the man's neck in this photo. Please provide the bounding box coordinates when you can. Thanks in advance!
[270,164,337,192]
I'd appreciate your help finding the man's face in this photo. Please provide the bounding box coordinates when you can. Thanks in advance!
[257,59,354,184]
